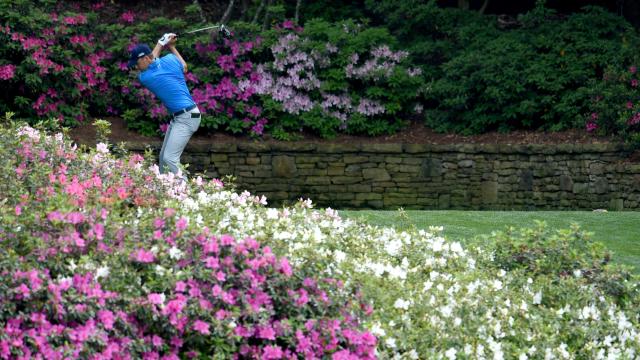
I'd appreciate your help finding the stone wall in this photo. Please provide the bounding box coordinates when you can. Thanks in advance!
[127,141,640,210]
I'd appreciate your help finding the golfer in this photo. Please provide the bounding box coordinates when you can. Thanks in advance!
[127,33,200,179]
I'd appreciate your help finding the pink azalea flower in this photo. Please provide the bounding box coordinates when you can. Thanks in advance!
[257,325,276,340]
[176,217,188,231]
[130,249,156,263]
[97,310,115,330]
[192,320,210,335]
[278,257,292,277]
[148,293,165,305]
[121,11,135,24]
[262,345,284,359]
[0,64,15,80]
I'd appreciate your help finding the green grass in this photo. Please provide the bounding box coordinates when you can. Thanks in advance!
[341,210,640,273]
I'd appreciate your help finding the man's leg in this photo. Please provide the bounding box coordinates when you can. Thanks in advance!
[158,110,201,176]
[158,121,173,173]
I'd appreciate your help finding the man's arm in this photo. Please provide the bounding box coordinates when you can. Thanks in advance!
[151,42,163,59]
[167,35,188,73]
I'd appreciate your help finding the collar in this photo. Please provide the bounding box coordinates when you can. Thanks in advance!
[147,58,160,70]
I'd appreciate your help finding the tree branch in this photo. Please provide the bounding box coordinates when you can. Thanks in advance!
[220,0,236,24]
[479,0,489,14]
[192,0,207,23]
[240,0,250,21]
[252,0,266,24]
[295,0,303,24]
[457,0,469,10]
[262,0,272,30]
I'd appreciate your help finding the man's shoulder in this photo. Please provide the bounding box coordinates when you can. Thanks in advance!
[160,53,178,63]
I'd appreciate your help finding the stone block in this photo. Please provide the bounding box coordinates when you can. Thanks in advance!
[519,169,533,191]
[246,157,260,165]
[356,193,383,200]
[331,176,362,185]
[363,168,391,181]
[481,181,498,204]
[327,166,345,176]
[593,177,608,194]
[344,155,369,164]
[421,158,442,178]
[361,143,403,153]
[609,198,624,211]
[272,156,297,178]
[559,175,573,192]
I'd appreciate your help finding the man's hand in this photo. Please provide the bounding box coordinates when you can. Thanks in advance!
[158,33,177,47]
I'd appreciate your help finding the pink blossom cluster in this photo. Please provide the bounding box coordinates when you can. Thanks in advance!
[346,45,409,81]
[1,126,377,358]
[256,33,325,115]
[0,64,15,80]
[4,8,112,122]
[188,38,267,131]
[356,98,386,116]
[120,11,135,24]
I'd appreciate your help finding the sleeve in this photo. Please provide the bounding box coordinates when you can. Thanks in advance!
[162,54,184,74]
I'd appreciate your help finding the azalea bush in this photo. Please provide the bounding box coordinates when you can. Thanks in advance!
[0,0,422,139]
[255,19,423,138]
[2,119,640,358]
[584,64,640,147]
[421,4,640,135]
[0,118,376,359]
[0,0,112,124]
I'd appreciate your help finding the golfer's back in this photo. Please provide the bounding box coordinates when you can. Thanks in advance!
[139,53,195,114]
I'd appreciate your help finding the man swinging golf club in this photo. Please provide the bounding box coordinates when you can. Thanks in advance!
[127,32,200,180]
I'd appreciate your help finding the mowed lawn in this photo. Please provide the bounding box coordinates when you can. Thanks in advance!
[341,210,640,273]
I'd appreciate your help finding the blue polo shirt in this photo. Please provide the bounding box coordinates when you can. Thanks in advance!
[139,54,195,114]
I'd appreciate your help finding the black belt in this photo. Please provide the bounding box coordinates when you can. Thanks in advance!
[172,104,197,117]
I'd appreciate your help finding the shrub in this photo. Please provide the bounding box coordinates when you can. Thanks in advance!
[584,63,640,147]
[479,222,639,308]
[0,119,375,358]
[255,19,424,138]
[0,1,421,139]
[422,4,640,135]
[0,0,112,125]
[3,119,640,358]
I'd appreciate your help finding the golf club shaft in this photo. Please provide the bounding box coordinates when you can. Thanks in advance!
[185,25,221,34]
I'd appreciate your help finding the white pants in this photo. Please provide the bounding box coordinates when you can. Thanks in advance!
[158,107,201,176]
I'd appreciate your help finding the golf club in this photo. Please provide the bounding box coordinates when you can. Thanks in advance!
[183,24,232,38]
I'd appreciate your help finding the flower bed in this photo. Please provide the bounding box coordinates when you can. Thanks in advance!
[1,119,640,358]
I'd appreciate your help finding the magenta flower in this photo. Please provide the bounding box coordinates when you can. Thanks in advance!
[176,217,188,231]
[262,345,284,359]
[257,325,276,340]
[121,11,135,24]
[627,101,634,109]
[130,249,156,263]
[148,293,165,305]
[632,79,639,88]
[278,257,293,277]
[0,64,15,80]
[97,310,115,330]
[192,320,210,335]
[628,112,640,125]
[586,121,598,132]
[630,65,637,74]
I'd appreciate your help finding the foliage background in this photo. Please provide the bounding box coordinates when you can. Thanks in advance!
[0,0,639,143]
